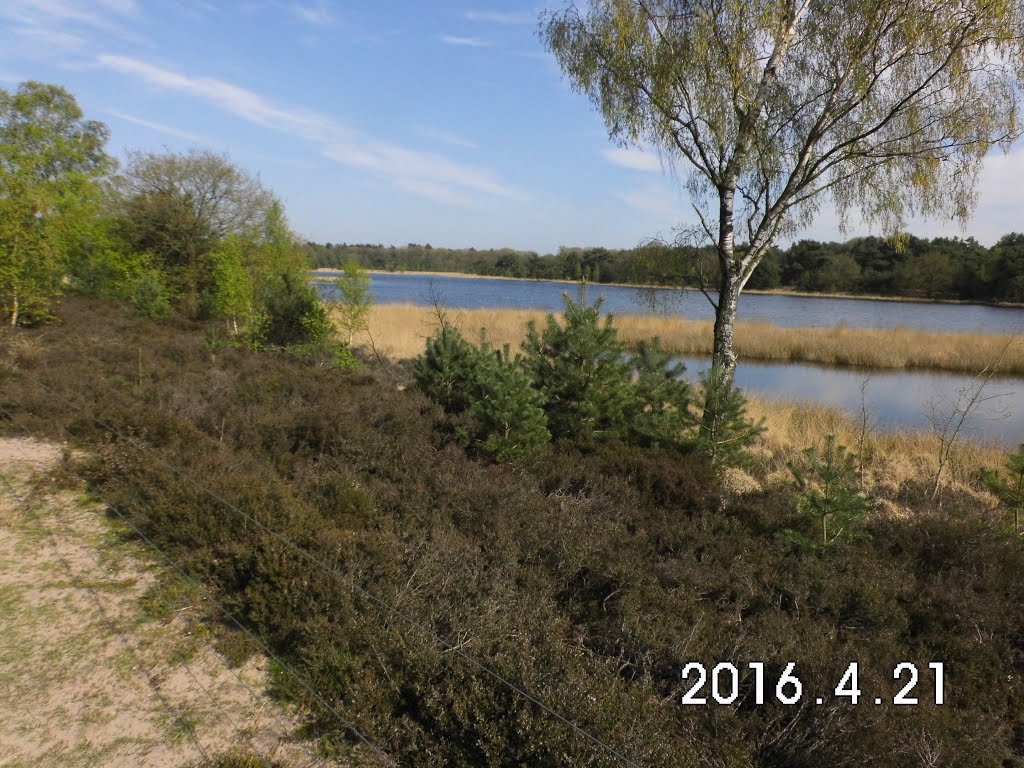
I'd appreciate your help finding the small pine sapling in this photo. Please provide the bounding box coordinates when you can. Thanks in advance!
[414,323,484,414]
[983,443,1024,533]
[787,435,870,549]
[522,286,634,443]
[463,337,550,462]
[626,337,696,449]
[695,363,763,466]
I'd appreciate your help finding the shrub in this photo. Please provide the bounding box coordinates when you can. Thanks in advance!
[522,288,633,443]
[625,337,696,449]
[414,323,484,414]
[129,268,173,320]
[261,270,329,347]
[694,363,763,466]
[983,442,1024,531]
[462,339,550,462]
[334,260,372,346]
[785,434,870,548]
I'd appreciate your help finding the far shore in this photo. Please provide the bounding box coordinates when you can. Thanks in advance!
[312,267,1024,310]
[347,302,1024,376]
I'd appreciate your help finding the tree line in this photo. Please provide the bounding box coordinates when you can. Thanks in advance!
[1,81,340,361]
[307,233,1024,304]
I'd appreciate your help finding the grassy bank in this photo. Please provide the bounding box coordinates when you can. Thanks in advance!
[348,302,1024,375]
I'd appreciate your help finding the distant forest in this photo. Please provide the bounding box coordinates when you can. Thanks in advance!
[307,232,1024,304]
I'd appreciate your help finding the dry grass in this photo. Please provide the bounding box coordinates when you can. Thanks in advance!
[745,397,1004,505]
[350,302,1024,375]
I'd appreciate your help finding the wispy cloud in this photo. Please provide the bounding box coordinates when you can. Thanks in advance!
[107,109,204,143]
[2,0,138,39]
[288,0,334,26]
[464,10,534,25]
[617,183,679,217]
[439,35,491,48]
[97,55,522,205]
[602,148,661,172]
[416,127,479,150]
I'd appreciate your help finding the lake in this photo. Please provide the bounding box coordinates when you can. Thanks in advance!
[315,272,1024,444]
[315,271,1024,334]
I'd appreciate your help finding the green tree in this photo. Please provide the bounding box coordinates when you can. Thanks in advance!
[464,339,550,462]
[414,323,486,414]
[335,260,372,345]
[694,363,763,466]
[522,287,634,443]
[112,149,276,313]
[208,236,256,336]
[626,338,696,449]
[0,82,111,325]
[542,2,1024,393]
[787,435,870,547]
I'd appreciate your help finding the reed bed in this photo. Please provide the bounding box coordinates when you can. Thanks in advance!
[350,302,1024,375]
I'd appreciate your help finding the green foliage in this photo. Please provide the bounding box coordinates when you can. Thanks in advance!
[334,260,372,345]
[983,443,1024,532]
[462,338,550,462]
[0,81,111,326]
[129,268,173,320]
[786,435,870,549]
[626,337,696,449]
[522,287,633,443]
[695,364,763,466]
[414,323,485,414]
[207,237,256,336]
[261,271,330,348]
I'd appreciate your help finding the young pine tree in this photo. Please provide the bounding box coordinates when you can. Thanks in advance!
[788,435,870,548]
[522,287,634,443]
[695,363,763,466]
[626,338,696,449]
[463,338,550,462]
[414,323,484,414]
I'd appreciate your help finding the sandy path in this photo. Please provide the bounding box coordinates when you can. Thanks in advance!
[0,437,330,768]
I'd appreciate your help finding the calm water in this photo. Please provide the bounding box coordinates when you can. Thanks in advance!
[681,357,1024,446]
[315,271,1024,334]
[316,272,1024,443]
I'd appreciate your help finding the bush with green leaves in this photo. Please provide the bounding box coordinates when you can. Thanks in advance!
[414,323,485,414]
[335,260,372,346]
[261,271,330,347]
[785,434,870,549]
[983,442,1024,532]
[522,288,634,443]
[462,339,550,462]
[695,363,763,466]
[129,268,172,320]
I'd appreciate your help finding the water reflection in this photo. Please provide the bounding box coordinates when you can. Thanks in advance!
[680,357,1024,446]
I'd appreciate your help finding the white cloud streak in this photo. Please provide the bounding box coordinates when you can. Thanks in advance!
[107,109,204,143]
[602,147,662,172]
[96,54,522,205]
[464,10,533,25]
[439,35,491,47]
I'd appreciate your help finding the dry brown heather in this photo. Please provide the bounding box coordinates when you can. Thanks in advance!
[347,302,1024,375]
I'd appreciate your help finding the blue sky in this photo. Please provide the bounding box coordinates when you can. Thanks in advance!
[2,0,1023,254]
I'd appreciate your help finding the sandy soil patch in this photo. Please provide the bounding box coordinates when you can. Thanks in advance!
[0,437,333,768]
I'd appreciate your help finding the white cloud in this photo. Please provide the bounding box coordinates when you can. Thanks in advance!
[602,147,661,172]
[617,183,681,218]
[96,54,523,205]
[107,109,204,143]
[289,0,333,26]
[416,127,479,150]
[464,10,533,25]
[439,35,491,48]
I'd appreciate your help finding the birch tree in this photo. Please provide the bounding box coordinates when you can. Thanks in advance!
[542,0,1024,387]
[0,82,110,326]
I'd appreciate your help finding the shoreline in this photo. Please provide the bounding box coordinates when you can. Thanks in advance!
[312,268,1024,310]
[350,302,1024,377]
